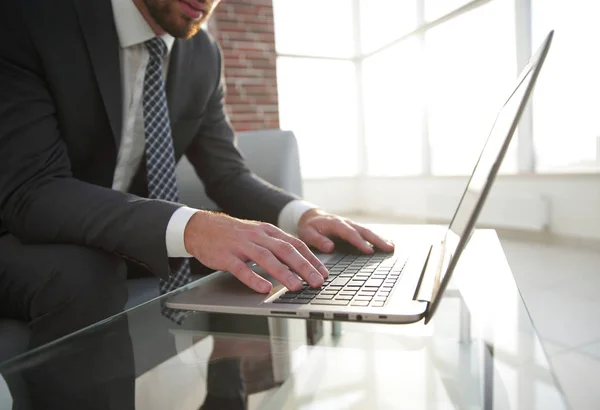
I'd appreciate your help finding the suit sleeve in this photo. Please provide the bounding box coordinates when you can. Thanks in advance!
[0,4,178,279]
[185,39,298,225]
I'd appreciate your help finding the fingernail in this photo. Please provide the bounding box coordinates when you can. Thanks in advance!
[310,272,323,285]
[259,282,271,293]
[319,266,329,278]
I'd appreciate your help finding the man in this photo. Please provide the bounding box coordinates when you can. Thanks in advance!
[0,0,392,353]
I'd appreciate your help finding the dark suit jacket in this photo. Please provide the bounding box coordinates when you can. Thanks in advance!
[0,0,297,279]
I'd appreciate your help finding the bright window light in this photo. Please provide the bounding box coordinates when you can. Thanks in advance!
[277,58,360,178]
[273,0,355,58]
[425,0,472,22]
[362,37,424,176]
[532,0,600,171]
[426,0,517,175]
[358,0,417,54]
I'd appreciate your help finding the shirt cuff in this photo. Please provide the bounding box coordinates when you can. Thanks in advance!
[278,200,319,236]
[166,206,198,258]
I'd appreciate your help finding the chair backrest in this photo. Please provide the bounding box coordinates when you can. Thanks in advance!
[176,129,303,210]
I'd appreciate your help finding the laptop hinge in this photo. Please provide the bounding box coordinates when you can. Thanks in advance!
[415,242,446,303]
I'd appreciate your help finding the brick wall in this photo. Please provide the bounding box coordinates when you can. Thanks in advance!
[208,0,280,132]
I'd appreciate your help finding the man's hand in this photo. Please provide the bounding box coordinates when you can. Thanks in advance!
[184,211,328,293]
[297,209,395,254]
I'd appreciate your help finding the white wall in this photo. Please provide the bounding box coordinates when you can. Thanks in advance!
[304,175,600,241]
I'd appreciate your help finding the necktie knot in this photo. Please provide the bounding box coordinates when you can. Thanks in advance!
[145,37,167,60]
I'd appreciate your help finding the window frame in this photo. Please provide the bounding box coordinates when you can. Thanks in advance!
[275,0,577,178]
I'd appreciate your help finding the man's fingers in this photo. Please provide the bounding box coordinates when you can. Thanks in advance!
[323,220,374,254]
[245,244,306,291]
[261,237,325,287]
[228,258,272,293]
[263,225,329,277]
[300,226,335,253]
[348,222,395,253]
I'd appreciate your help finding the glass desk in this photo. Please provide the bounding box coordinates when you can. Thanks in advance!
[0,228,568,410]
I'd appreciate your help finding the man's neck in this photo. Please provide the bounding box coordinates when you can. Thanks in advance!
[132,0,165,36]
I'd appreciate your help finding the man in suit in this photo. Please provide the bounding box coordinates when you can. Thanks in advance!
[0,0,393,406]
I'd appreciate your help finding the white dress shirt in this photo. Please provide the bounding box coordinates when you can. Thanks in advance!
[110,0,316,258]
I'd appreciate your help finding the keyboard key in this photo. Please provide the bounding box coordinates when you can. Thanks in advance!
[350,280,366,285]
[374,296,387,301]
[279,293,297,299]
[273,299,298,304]
[297,294,315,299]
[355,296,373,301]
[311,300,349,306]
[351,301,369,307]
[359,290,377,296]
[335,295,353,301]
[365,279,384,288]
[330,277,351,287]
[315,295,334,300]
[371,302,385,307]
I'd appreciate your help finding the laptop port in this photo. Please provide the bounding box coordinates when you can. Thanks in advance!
[333,313,349,320]
[271,311,296,316]
[356,314,363,321]
[309,312,325,319]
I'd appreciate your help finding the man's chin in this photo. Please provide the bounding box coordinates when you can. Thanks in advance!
[161,18,202,39]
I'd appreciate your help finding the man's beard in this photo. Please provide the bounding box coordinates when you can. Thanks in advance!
[144,0,209,39]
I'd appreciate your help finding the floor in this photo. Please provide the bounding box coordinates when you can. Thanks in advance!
[344,214,600,410]
[500,237,600,410]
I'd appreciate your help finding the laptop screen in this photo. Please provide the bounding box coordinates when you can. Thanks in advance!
[425,31,553,317]
[448,70,533,241]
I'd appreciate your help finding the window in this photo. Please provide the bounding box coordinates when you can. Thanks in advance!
[274,0,359,178]
[362,37,424,176]
[273,0,355,58]
[359,0,417,54]
[425,0,472,22]
[426,0,517,175]
[277,58,359,178]
[532,0,600,171]
[273,0,599,179]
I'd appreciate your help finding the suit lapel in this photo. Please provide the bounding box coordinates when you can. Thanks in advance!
[73,0,123,147]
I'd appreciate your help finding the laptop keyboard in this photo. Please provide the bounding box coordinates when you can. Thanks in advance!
[272,253,407,307]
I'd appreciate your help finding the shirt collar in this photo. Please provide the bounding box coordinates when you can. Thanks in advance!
[111,0,175,52]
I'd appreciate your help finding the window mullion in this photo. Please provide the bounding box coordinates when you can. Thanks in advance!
[417,0,431,176]
[515,0,535,173]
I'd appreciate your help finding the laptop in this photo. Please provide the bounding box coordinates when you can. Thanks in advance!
[167,31,554,325]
